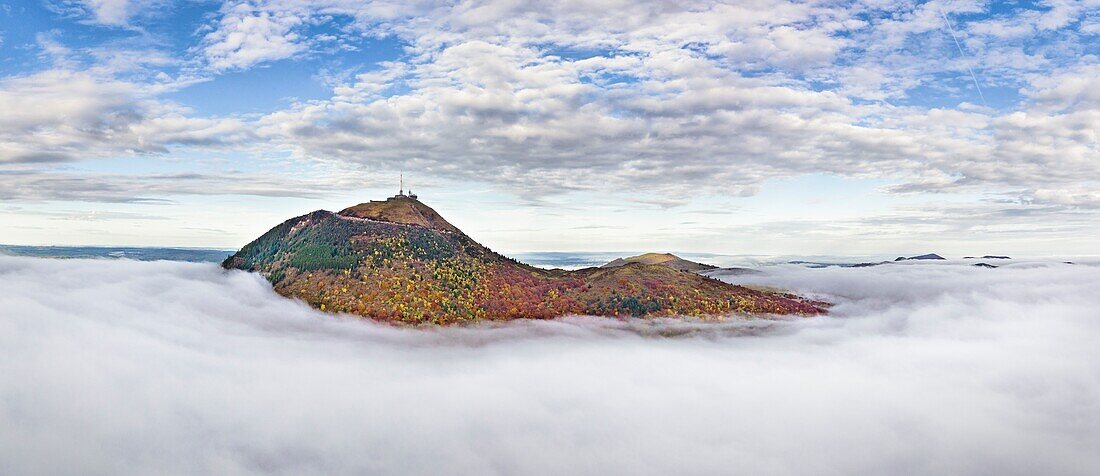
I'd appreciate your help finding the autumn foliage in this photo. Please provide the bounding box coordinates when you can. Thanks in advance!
[223,203,826,324]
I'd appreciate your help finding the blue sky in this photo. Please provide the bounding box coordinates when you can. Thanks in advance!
[0,0,1097,256]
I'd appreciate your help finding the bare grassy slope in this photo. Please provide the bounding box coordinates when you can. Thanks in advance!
[339,196,462,234]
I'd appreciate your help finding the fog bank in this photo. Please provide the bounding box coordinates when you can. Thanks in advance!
[1,256,1099,475]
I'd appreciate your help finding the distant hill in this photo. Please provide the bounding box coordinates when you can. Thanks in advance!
[223,196,825,324]
[964,255,1011,260]
[602,252,717,272]
[895,253,946,261]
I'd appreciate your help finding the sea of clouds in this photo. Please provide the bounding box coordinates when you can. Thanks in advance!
[2,256,1099,475]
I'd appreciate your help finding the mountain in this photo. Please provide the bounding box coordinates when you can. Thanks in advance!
[602,252,717,272]
[223,196,826,324]
[895,253,946,261]
[964,255,1011,260]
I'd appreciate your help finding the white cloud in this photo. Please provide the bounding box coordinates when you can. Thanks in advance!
[187,0,1093,206]
[51,0,162,27]
[0,169,347,202]
[0,70,251,164]
[1024,63,1100,112]
[82,0,139,25]
[2,256,1100,474]
[23,1,1099,203]
[201,6,308,71]
[0,70,141,163]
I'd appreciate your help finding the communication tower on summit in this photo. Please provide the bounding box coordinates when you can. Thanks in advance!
[393,173,417,200]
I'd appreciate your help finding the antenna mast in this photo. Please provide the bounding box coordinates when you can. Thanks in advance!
[400,172,404,196]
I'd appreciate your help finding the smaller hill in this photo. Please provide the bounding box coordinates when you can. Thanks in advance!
[602,252,717,272]
[895,253,945,261]
[963,255,1011,260]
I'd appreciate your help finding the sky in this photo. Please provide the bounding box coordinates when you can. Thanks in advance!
[0,0,1097,256]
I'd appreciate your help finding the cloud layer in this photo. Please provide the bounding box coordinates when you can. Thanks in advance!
[2,256,1099,475]
[4,1,1098,200]
[225,0,1100,201]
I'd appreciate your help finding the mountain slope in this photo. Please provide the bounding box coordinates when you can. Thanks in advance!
[224,197,825,324]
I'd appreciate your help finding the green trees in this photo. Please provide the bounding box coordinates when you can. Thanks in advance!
[288,244,358,271]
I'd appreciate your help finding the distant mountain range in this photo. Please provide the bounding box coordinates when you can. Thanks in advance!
[223,196,825,324]
[0,245,232,262]
[790,253,1012,268]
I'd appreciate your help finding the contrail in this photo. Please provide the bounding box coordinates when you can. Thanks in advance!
[938,7,987,107]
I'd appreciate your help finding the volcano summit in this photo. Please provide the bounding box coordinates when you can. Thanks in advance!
[223,195,825,324]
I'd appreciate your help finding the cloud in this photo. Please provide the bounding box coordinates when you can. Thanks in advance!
[2,256,1100,474]
[0,69,252,164]
[200,6,308,71]
[22,1,1100,199]
[256,42,899,197]
[1024,63,1100,112]
[49,0,162,27]
[196,0,1095,205]
[81,0,140,25]
[197,0,422,71]
[0,169,341,202]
